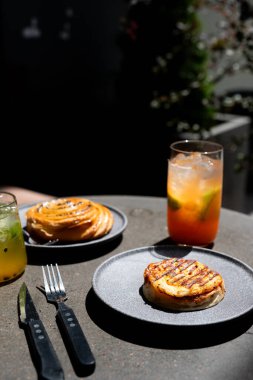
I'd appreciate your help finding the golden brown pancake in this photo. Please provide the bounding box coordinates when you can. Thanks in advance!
[143,258,225,311]
[26,197,114,242]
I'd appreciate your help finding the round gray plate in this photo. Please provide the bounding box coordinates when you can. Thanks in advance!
[92,245,253,326]
[19,202,127,250]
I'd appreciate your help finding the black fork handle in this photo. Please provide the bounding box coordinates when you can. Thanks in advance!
[56,303,95,370]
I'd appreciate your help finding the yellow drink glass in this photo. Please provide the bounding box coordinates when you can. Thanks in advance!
[167,140,223,246]
[0,192,27,285]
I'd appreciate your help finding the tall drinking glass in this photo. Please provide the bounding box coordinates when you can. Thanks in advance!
[0,192,27,285]
[167,140,223,246]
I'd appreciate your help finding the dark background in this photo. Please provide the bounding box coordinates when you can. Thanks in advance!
[1,1,252,204]
[2,0,168,197]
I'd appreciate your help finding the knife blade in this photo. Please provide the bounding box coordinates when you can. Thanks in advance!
[18,282,65,380]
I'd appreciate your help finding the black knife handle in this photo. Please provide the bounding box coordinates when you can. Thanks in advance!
[27,319,64,380]
[56,303,95,369]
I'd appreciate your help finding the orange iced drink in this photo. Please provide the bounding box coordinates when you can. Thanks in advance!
[167,140,223,246]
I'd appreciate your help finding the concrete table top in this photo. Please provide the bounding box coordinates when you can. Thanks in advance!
[0,195,253,380]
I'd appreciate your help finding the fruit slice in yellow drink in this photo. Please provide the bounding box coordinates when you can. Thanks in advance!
[0,214,27,283]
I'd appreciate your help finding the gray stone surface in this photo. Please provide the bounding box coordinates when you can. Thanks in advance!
[0,195,253,380]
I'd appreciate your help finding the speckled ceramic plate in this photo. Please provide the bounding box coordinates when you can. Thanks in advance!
[92,245,253,326]
[19,202,127,250]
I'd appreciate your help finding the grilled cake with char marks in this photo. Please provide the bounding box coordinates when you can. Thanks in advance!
[143,258,225,311]
[26,197,114,242]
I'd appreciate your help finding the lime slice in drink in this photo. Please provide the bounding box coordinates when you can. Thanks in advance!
[168,194,181,210]
[0,221,21,242]
[9,221,21,239]
[199,188,220,220]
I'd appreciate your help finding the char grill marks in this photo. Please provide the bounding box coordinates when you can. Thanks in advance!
[153,258,219,288]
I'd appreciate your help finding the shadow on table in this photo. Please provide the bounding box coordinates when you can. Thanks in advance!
[20,323,95,379]
[154,237,214,250]
[27,235,123,265]
[86,288,253,349]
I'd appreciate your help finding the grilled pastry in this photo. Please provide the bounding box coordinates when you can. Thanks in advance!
[143,258,225,311]
[26,197,114,242]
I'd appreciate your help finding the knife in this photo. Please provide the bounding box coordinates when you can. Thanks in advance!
[18,282,65,380]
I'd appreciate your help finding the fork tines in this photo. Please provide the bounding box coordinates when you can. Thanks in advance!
[42,264,66,297]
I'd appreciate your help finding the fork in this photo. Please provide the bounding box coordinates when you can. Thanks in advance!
[42,264,95,371]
